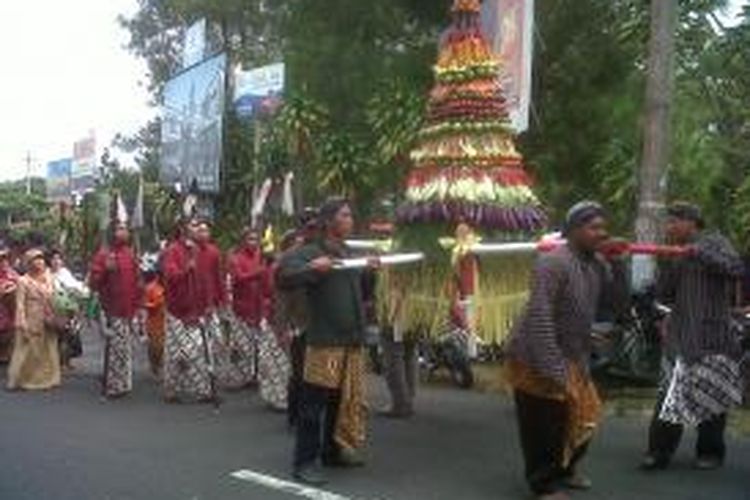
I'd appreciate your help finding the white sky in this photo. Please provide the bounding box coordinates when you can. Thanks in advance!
[0,0,747,183]
[723,0,749,24]
[0,0,152,182]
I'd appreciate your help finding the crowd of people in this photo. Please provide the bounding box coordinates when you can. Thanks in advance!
[0,197,379,486]
[0,197,747,500]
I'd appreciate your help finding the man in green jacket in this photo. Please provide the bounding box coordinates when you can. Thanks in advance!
[278,198,378,486]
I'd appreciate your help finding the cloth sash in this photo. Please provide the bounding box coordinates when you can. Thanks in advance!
[303,346,367,451]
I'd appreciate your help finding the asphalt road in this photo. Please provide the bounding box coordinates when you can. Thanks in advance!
[0,332,748,500]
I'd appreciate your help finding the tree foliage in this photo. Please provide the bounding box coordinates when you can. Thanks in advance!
[111,0,750,246]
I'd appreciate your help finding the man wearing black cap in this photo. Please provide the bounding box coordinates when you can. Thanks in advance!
[641,202,744,471]
[505,201,628,500]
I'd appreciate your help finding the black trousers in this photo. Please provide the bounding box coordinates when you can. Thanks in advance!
[287,333,306,428]
[381,331,418,413]
[293,382,341,468]
[647,392,727,463]
[514,390,590,495]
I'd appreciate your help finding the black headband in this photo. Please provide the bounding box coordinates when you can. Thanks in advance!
[667,202,704,227]
[563,201,605,236]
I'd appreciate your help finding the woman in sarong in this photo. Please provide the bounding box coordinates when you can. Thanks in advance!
[7,249,61,391]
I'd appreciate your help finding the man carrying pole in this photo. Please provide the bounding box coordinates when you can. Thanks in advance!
[641,202,745,471]
[279,198,379,486]
[505,201,628,500]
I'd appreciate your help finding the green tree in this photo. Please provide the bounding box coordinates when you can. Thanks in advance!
[117,0,750,244]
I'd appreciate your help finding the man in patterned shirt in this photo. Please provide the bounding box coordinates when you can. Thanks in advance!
[505,201,628,500]
[641,202,744,471]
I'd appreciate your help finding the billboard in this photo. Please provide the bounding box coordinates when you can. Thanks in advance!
[183,18,207,70]
[234,63,285,119]
[481,0,535,132]
[46,158,72,202]
[71,135,97,194]
[161,53,226,193]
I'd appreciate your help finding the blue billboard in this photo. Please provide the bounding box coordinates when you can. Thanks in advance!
[234,63,285,119]
[46,158,72,202]
[161,53,226,193]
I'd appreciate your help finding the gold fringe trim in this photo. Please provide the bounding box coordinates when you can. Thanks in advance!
[474,255,533,345]
[377,254,533,344]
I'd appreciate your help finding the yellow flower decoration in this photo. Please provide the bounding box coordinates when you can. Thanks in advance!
[262,225,275,254]
[439,223,482,266]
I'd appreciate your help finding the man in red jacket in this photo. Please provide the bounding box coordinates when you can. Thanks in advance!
[161,218,221,403]
[89,222,141,398]
[196,221,229,386]
[226,228,268,389]
[196,221,226,314]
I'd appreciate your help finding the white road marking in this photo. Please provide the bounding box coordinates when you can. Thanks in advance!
[230,469,377,500]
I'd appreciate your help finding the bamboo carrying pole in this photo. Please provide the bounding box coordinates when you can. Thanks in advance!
[343,239,689,263]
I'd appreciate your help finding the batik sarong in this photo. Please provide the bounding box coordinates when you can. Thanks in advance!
[659,354,743,427]
[506,359,602,467]
[163,314,214,402]
[304,346,366,452]
[258,326,290,409]
[102,317,134,397]
[200,313,225,390]
[216,312,257,390]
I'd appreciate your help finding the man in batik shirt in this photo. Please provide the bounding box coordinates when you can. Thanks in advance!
[89,222,141,398]
[642,202,744,471]
[505,201,628,500]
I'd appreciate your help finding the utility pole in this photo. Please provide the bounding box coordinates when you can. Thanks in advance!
[24,151,33,195]
[632,0,678,291]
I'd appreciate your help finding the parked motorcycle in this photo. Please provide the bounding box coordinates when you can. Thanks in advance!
[418,322,475,390]
[590,290,666,384]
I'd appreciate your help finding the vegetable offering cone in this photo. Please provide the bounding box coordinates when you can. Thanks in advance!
[384,0,546,344]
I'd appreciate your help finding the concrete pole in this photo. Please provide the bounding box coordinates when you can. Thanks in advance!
[632,0,678,291]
